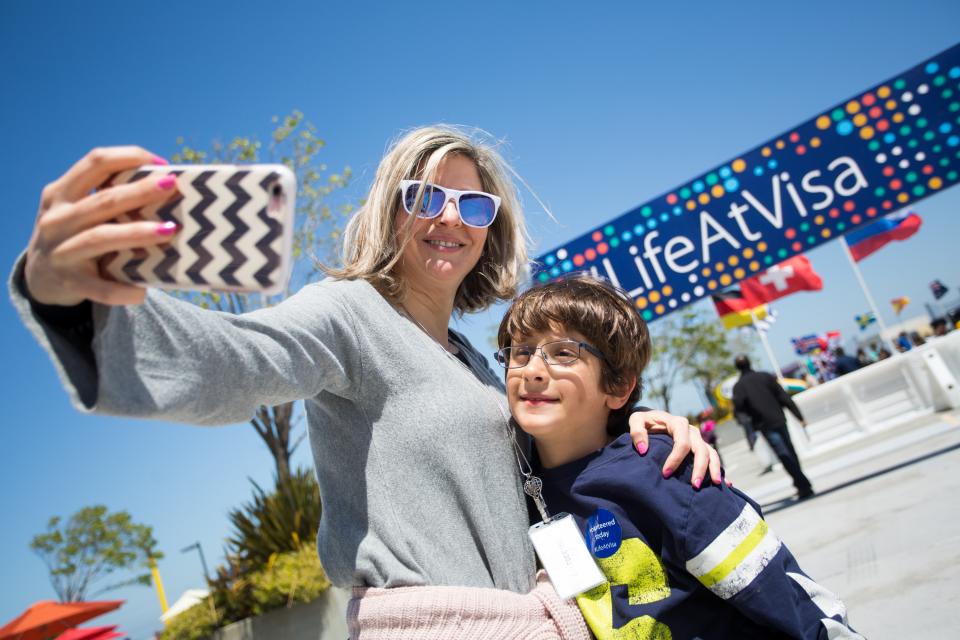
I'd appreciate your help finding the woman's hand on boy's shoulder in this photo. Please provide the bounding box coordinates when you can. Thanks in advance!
[628,409,728,490]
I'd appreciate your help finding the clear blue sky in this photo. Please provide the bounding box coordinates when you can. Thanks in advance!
[2,1,958,636]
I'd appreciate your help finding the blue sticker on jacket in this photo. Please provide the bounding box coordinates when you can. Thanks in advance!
[587,508,622,558]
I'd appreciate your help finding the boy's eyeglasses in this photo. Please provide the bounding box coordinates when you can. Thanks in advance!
[494,339,607,369]
[398,179,501,228]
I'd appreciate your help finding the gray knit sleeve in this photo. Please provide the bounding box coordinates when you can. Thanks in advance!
[10,254,362,426]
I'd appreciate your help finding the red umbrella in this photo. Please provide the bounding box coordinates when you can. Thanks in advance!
[0,601,123,640]
[55,626,118,640]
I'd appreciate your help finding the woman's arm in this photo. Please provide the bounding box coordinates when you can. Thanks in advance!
[13,146,362,425]
[12,254,362,424]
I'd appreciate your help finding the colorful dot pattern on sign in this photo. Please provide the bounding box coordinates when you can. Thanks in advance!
[533,45,960,323]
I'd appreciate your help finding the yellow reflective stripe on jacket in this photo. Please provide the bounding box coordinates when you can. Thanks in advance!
[685,503,782,599]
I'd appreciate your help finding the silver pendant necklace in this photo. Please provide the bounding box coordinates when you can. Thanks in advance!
[400,304,456,353]
[515,442,552,522]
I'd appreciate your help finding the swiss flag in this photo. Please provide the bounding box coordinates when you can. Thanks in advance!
[739,255,823,305]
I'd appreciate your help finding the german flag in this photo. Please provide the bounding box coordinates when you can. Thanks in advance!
[712,288,769,330]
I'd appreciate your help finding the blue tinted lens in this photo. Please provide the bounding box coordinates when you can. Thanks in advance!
[458,193,497,227]
[403,184,445,217]
[402,184,418,212]
[421,185,446,216]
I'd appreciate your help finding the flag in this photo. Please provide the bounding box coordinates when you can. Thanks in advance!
[718,304,769,330]
[846,211,922,261]
[792,334,821,355]
[752,309,778,333]
[823,330,842,349]
[711,288,769,329]
[791,330,840,354]
[930,279,949,300]
[891,296,910,314]
[855,312,877,330]
[738,255,823,305]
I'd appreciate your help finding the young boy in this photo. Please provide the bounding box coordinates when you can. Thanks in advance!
[496,276,862,640]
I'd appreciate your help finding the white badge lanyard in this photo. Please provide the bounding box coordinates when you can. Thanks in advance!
[513,436,606,599]
[403,308,606,600]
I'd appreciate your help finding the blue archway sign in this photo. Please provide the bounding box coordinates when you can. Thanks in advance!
[533,43,960,323]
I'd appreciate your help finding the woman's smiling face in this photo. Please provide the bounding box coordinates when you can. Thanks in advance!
[394,154,488,293]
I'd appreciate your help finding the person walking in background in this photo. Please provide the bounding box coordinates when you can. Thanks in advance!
[737,413,776,476]
[699,418,722,467]
[896,331,912,352]
[832,347,862,376]
[732,355,815,500]
[931,318,949,337]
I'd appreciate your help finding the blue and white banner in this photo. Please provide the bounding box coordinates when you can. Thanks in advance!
[533,44,960,323]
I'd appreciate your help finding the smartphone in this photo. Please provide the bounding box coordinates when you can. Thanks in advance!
[98,164,296,296]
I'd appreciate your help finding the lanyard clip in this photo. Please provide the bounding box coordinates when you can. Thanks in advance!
[523,475,551,523]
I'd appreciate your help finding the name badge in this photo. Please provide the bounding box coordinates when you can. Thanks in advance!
[528,513,606,599]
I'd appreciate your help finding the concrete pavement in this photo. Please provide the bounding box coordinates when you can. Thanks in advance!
[715,410,960,639]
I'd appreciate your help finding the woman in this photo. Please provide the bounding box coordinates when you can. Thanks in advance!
[14,127,719,637]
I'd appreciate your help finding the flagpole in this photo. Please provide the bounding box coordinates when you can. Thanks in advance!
[750,308,784,379]
[150,557,170,618]
[839,237,896,353]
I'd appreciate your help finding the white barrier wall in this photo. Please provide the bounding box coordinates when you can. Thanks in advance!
[788,331,960,459]
[212,586,350,640]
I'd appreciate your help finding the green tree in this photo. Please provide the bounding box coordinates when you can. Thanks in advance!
[225,468,321,572]
[645,307,729,413]
[205,470,323,623]
[248,543,330,615]
[161,543,329,637]
[158,599,217,640]
[683,318,739,406]
[172,110,353,485]
[646,305,762,414]
[30,505,162,602]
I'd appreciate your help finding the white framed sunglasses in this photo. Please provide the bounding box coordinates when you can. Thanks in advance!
[398,179,501,228]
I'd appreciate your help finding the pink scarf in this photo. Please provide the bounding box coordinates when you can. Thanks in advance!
[348,572,591,639]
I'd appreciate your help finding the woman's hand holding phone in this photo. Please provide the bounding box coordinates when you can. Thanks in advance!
[24,145,297,307]
[24,146,181,307]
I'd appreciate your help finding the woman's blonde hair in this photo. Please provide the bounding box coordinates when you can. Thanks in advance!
[324,125,529,314]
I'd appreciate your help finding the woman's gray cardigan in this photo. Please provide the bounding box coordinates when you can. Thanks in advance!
[11,258,536,593]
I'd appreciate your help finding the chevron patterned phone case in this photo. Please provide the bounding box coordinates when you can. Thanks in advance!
[99,164,296,295]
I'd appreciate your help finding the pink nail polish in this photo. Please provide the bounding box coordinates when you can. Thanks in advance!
[156,221,180,236]
[157,175,177,190]
[151,155,169,166]
[693,478,702,489]
[636,442,648,455]
[662,467,673,479]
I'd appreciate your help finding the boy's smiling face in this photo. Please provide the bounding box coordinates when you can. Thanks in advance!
[506,326,633,468]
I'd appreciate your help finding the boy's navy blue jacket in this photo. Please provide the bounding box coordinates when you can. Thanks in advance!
[534,434,863,639]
